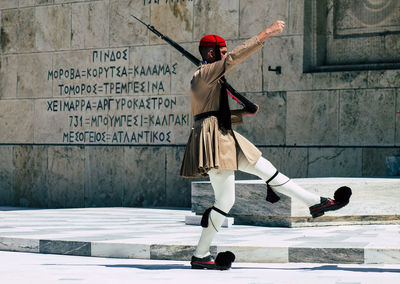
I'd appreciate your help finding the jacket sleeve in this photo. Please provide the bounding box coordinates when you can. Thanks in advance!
[199,35,263,86]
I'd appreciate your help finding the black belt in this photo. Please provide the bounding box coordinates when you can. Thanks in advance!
[194,111,219,122]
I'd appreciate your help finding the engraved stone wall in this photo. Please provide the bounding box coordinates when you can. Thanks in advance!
[0,0,398,209]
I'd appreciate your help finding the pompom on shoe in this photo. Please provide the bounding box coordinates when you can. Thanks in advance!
[215,251,235,269]
[191,251,235,270]
[309,186,352,218]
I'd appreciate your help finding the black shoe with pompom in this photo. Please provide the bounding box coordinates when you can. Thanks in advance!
[309,186,352,218]
[191,251,235,270]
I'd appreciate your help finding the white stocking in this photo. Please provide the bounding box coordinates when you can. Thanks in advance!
[238,152,320,207]
[194,168,235,258]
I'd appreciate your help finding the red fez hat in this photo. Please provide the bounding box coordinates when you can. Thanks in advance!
[199,34,226,47]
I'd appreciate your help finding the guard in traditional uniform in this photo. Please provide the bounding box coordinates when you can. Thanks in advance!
[180,21,351,270]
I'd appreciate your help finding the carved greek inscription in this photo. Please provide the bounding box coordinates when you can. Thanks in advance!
[45,48,190,145]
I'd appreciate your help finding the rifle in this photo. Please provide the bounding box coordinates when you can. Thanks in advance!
[131,15,258,113]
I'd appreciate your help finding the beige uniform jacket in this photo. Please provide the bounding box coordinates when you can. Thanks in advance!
[180,35,263,178]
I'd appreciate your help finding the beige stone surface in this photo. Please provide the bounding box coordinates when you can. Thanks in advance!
[0,146,13,206]
[308,148,362,177]
[35,4,71,51]
[397,89,400,146]
[36,0,54,5]
[170,42,198,94]
[326,35,391,65]
[17,53,53,98]
[109,0,149,47]
[1,9,18,53]
[234,92,286,145]
[339,89,396,146]
[263,35,312,91]
[150,0,193,44]
[17,7,36,53]
[123,147,166,207]
[225,39,262,93]
[0,55,17,99]
[84,146,125,207]
[368,70,400,88]
[0,100,34,143]
[385,33,400,57]
[260,147,308,178]
[288,0,304,35]
[72,0,109,49]
[19,0,37,8]
[0,10,1,53]
[166,147,205,208]
[312,71,368,90]
[47,146,85,208]
[193,0,239,40]
[0,0,18,10]
[239,0,289,38]
[54,0,85,4]
[286,90,339,145]
[13,145,48,207]
[362,148,400,176]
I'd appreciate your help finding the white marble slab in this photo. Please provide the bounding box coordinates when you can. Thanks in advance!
[91,242,150,259]
[185,215,234,228]
[217,245,288,263]
[365,248,400,264]
[0,237,39,253]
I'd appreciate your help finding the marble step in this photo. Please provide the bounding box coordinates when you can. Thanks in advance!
[185,214,234,227]
[0,232,399,264]
[191,178,400,227]
[0,207,399,264]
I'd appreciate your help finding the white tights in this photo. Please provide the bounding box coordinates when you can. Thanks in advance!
[194,152,321,258]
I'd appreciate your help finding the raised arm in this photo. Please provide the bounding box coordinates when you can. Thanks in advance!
[198,21,286,86]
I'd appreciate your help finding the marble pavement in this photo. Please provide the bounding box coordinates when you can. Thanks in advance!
[0,206,399,264]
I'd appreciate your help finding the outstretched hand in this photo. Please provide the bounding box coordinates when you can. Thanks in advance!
[267,20,285,36]
[257,20,285,42]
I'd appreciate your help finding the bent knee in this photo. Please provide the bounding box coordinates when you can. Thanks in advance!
[215,194,235,213]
